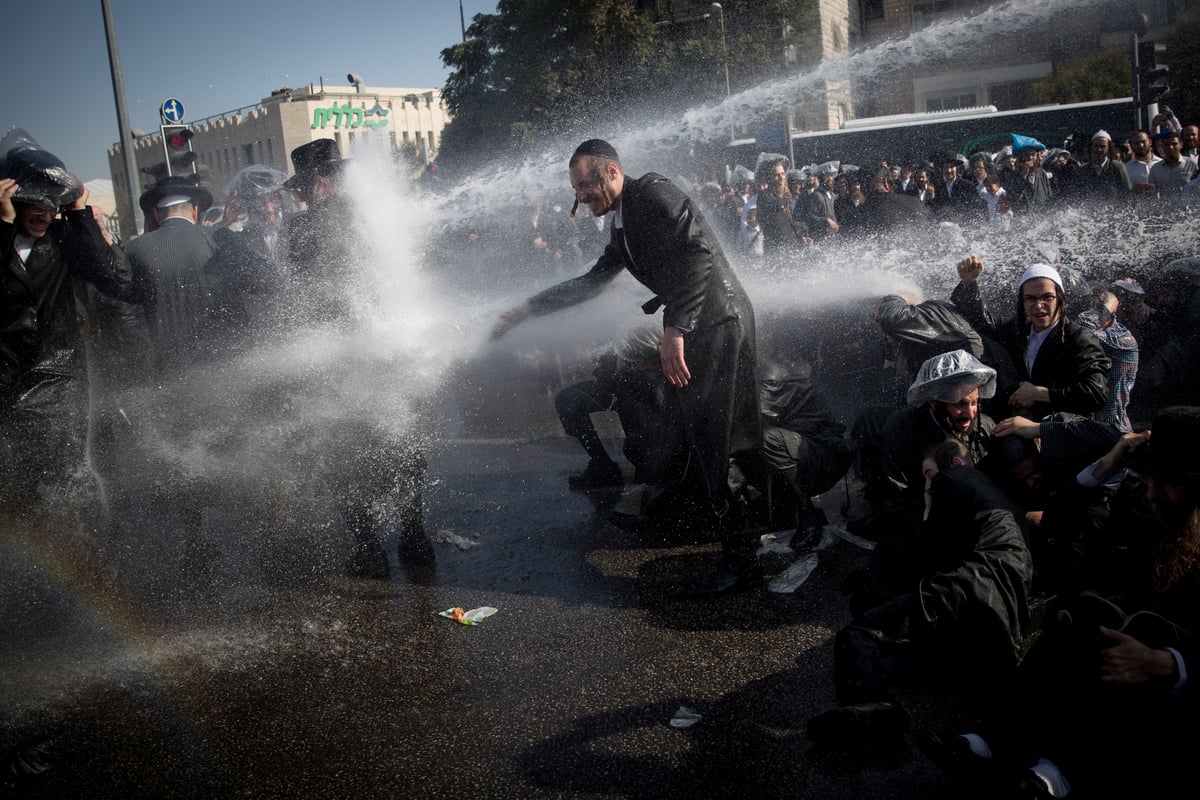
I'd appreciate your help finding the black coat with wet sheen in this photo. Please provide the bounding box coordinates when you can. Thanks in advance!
[527,173,760,506]
[1,209,131,401]
[951,279,1109,420]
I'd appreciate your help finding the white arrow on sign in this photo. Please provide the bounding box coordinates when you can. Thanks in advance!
[161,98,186,124]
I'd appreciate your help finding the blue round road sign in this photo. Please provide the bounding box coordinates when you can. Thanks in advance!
[160,98,186,124]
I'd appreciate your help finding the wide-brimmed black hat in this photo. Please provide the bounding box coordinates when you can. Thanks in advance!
[285,139,344,189]
[1123,406,1200,482]
[138,174,213,215]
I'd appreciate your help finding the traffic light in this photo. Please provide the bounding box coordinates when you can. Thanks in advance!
[160,124,196,176]
[1137,40,1171,112]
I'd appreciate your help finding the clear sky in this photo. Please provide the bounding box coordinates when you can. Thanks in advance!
[1,0,498,182]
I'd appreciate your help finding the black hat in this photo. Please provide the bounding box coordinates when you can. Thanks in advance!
[571,139,619,163]
[138,174,213,215]
[1123,406,1200,482]
[285,138,344,189]
[1,127,84,210]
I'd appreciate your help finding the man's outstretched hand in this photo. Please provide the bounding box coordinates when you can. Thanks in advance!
[492,305,530,340]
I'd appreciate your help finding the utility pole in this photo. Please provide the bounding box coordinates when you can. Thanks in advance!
[100,0,143,237]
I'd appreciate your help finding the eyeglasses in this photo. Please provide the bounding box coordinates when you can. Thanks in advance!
[1022,293,1057,305]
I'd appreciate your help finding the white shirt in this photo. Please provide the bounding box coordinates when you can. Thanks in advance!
[1125,155,1161,185]
[1025,320,1058,376]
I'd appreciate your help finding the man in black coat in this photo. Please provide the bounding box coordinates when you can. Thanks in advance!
[808,447,1032,747]
[494,138,762,596]
[122,175,221,578]
[922,407,1200,798]
[1,146,131,535]
[951,257,1109,421]
[126,176,218,373]
[281,138,434,579]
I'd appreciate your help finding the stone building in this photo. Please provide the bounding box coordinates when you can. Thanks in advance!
[107,82,449,239]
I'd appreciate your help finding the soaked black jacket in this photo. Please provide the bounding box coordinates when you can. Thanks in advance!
[528,173,760,501]
[951,279,1109,420]
[915,466,1033,655]
[1,209,131,404]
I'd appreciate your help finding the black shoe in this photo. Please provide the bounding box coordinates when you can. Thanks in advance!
[807,701,910,747]
[568,458,624,491]
[672,559,764,599]
[793,507,828,552]
[916,728,995,785]
[398,527,436,565]
[346,539,390,579]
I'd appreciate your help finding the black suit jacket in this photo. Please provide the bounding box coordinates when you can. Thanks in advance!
[527,173,761,496]
[126,216,217,371]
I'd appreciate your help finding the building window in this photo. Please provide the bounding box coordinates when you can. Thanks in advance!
[266,138,274,163]
[988,81,1031,111]
[861,0,884,22]
[912,0,956,31]
[427,131,435,150]
[243,144,255,165]
[389,131,397,152]
[926,89,977,112]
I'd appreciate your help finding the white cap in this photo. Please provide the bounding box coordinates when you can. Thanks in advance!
[1092,129,1112,141]
[1019,263,1064,292]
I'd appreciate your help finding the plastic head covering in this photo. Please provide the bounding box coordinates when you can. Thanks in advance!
[225,165,288,200]
[1112,278,1145,296]
[0,128,84,210]
[907,349,997,407]
[1041,148,1069,168]
[1010,133,1046,153]
[1092,130,1111,141]
[841,163,860,174]
[785,168,804,183]
[1019,263,1064,293]
[815,160,840,176]
[731,164,754,185]
[754,152,790,182]
[617,325,662,364]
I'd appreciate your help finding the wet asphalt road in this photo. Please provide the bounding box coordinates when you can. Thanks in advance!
[1,369,981,799]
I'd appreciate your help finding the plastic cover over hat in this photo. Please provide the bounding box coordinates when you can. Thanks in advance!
[1010,133,1046,152]
[0,127,84,210]
[755,152,791,171]
[225,165,289,200]
[730,164,754,184]
[906,349,997,407]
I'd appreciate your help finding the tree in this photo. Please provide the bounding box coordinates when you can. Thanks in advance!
[1028,49,1131,106]
[437,0,815,170]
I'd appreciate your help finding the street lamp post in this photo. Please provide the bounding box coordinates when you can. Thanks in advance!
[711,3,734,144]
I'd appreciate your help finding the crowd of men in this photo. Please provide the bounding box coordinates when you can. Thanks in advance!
[1,131,433,589]
[5,112,1200,797]
[489,128,1198,798]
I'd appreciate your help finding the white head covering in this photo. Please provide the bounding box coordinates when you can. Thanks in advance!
[1092,130,1112,141]
[1019,263,1064,292]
